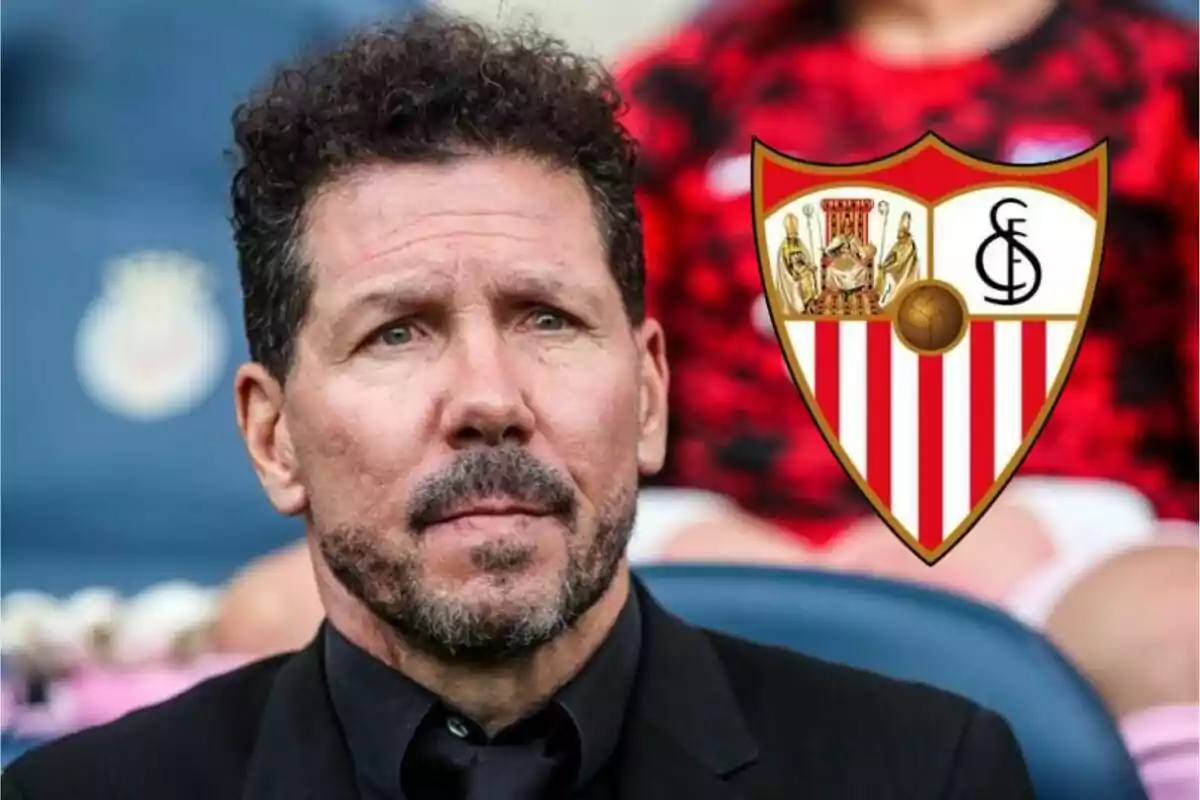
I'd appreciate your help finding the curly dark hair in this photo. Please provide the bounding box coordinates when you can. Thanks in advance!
[230,11,645,381]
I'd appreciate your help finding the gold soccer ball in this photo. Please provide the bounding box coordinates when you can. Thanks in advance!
[893,281,967,354]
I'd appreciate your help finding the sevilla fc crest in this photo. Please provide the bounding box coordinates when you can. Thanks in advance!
[752,133,1109,563]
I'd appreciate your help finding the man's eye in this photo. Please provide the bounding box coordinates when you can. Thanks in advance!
[528,309,570,331]
[376,324,415,346]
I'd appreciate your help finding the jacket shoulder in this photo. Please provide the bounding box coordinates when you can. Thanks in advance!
[703,628,981,744]
[700,629,1033,796]
[2,655,288,798]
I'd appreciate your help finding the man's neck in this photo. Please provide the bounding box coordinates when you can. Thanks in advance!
[845,0,1059,63]
[317,553,632,736]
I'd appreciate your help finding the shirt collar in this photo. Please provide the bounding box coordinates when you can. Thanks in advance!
[324,587,642,792]
[557,585,642,785]
[324,624,437,796]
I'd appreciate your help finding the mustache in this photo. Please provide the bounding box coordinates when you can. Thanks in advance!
[407,446,577,533]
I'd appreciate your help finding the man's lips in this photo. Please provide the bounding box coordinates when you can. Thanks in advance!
[430,500,552,525]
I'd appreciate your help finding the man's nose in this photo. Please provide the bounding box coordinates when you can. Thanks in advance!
[440,327,535,448]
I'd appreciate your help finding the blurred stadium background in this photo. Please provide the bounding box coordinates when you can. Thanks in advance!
[2,0,1197,796]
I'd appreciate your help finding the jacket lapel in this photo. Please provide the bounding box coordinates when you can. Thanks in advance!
[618,579,761,800]
[242,633,358,800]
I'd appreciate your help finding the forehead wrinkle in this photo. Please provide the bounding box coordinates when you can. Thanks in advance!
[352,256,586,303]
[355,226,544,271]
[300,177,616,331]
[305,174,554,262]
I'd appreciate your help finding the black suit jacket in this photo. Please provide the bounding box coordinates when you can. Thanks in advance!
[1,581,1034,799]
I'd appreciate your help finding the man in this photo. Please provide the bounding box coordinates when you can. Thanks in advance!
[0,12,1034,800]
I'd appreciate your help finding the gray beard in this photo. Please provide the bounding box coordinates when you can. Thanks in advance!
[318,446,637,665]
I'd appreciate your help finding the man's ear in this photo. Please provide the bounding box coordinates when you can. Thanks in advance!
[234,362,308,516]
[634,318,669,477]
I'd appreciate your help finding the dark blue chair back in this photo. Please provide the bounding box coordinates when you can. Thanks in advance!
[636,564,1147,800]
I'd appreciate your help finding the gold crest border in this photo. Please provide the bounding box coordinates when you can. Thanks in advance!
[751,132,1111,565]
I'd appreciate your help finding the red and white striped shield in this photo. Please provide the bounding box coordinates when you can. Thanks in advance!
[752,133,1109,563]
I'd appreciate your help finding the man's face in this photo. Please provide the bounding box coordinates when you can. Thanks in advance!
[238,155,668,663]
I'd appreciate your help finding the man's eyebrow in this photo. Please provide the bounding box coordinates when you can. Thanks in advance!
[503,271,609,315]
[503,271,573,297]
[342,285,438,315]
[327,264,609,332]
[324,283,445,341]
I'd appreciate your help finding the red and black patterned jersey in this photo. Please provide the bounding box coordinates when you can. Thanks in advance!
[619,0,1198,546]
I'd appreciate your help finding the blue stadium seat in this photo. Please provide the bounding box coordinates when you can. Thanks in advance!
[1,0,421,595]
[636,564,1148,800]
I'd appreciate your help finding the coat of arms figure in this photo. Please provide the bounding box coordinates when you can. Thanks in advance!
[753,133,1109,563]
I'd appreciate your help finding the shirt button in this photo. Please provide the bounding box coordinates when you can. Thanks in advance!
[446,716,470,739]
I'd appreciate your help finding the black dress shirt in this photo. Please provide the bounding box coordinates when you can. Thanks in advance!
[324,593,642,800]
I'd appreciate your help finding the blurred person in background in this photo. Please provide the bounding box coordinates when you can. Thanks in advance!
[1,14,1036,798]
[614,0,1197,587]
[211,0,1197,656]
[1042,541,1199,799]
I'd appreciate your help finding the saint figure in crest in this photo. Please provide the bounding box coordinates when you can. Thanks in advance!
[775,213,819,314]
